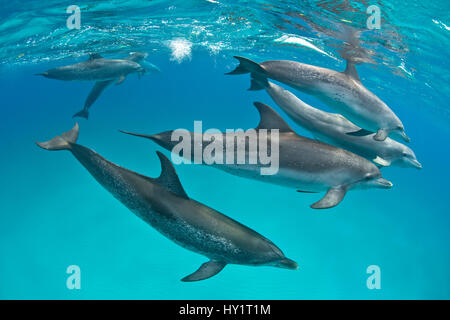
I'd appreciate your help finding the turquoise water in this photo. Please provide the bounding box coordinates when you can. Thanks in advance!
[0,0,449,299]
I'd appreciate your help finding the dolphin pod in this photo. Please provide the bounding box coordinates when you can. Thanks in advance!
[226,56,410,143]
[121,102,393,209]
[36,123,298,282]
[260,80,422,169]
[37,52,159,120]
[34,50,420,282]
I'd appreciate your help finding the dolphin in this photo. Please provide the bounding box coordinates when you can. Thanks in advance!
[226,56,409,143]
[72,52,160,119]
[36,53,145,83]
[121,102,393,209]
[36,123,297,282]
[260,80,422,169]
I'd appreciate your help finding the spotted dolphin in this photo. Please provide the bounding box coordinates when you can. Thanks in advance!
[36,53,145,83]
[261,80,421,169]
[72,52,160,119]
[226,56,409,143]
[36,123,297,281]
[121,102,393,209]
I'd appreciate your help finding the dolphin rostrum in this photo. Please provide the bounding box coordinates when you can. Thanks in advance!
[121,102,393,209]
[72,52,161,120]
[260,80,422,169]
[36,123,297,281]
[226,56,409,143]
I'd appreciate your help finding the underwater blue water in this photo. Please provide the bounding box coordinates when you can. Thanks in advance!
[0,0,449,299]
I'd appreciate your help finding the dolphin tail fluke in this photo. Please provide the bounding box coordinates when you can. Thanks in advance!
[72,109,89,120]
[249,74,269,91]
[36,123,79,151]
[181,260,226,282]
[310,187,347,209]
[225,56,266,75]
[34,72,48,77]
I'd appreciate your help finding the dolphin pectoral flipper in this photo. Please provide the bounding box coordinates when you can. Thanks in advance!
[116,75,126,85]
[373,156,391,167]
[346,128,373,137]
[310,187,347,209]
[155,151,189,199]
[181,261,227,282]
[374,129,389,141]
[36,123,79,151]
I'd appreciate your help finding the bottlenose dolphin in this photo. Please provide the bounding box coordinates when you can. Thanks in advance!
[121,102,393,209]
[226,56,409,143]
[36,124,297,281]
[72,52,160,119]
[261,80,422,169]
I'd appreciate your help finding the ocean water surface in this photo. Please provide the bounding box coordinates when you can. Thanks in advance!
[0,0,449,299]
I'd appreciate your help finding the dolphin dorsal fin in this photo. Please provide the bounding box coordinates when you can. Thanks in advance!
[344,61,361,82]
[89,53,103,60]
[155,151,189,199]
[254,102,294,133]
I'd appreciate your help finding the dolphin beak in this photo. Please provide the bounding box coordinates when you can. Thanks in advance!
[374,177,393,189]
[119,130,154,140]
[275,258,299,270]
[399,131,410,143]
[409,159,422,169]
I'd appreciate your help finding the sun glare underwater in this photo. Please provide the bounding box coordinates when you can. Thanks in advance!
[0,0,449,299]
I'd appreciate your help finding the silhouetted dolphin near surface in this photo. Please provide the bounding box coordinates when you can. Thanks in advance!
[226,56,409,143]
[36,124,297,281]
[121,102,393,209]
[36,53,145,82]
[71,52,160,119]
[261,80,422,169]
